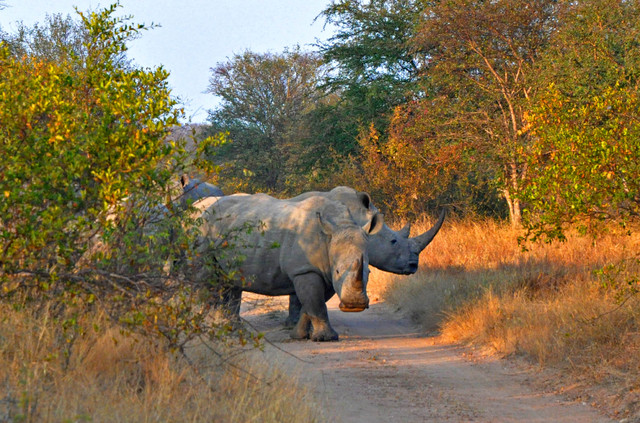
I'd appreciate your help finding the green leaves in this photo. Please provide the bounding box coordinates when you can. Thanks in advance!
[206,48,324,193]
[0,3,179,273]
[522,82,640,242]
[520,0,640,242]
[0,4,248,354]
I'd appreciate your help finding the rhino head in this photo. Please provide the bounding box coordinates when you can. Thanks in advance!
[369,209,446,275]
[179,175,224,209]
[317,210,384,312]
[325,187,446,275]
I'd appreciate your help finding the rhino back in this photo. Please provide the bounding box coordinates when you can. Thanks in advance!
[200,194,334,295]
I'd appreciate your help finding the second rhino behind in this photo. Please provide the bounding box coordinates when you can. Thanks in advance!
[290,187,446,275]
[179,175,224,210]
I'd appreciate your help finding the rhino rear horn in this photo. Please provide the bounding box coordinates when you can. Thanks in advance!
[410,209,446,252]
[399,222,411,238]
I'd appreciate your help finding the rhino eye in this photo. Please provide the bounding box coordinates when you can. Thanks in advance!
[391,239,398,245]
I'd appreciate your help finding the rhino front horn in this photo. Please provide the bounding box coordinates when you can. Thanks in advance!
[410,209,446,252]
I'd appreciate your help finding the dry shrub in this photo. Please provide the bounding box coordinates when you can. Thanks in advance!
[0,303,324,423]
[379,217,640,416]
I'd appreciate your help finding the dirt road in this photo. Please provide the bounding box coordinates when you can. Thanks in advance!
[241,295,614,423]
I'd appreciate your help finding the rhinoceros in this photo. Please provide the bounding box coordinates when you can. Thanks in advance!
[286,187,446,324]
[179,175,224,209]
[290,187,446,274]
[195,193,383,341]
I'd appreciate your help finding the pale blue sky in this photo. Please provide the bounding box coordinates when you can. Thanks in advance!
[0,1,334,122]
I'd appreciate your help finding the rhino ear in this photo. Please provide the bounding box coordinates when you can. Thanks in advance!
[362,212,384,235]
[317,211,336,235]
[357,192,371,210]
[180,174,189,188]
[399,222,411,238]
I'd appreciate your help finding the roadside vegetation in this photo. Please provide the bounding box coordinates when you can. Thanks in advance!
[379,217,640,418]
[0,301,324,422]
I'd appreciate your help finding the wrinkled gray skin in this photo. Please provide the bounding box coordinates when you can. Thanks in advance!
[290,187,446,274]
[196,194,384,341]
[286,187,446,325]
[179,175,224,210]
[183,185,446,326]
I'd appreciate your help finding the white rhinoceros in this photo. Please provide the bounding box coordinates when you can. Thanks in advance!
[195,193,383,341]
[184,183,444,273]
[179,175,224,209]
[286,187,445,325]
[290,187,446,274]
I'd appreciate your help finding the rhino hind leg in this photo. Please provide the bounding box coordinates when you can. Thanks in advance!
[207,285,242,321]
[284,294,302,327]
[291,313,311,339]
[224,287,243,316]
[291,273,339,342]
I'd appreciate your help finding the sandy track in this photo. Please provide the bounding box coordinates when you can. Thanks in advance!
[241,295,614,423]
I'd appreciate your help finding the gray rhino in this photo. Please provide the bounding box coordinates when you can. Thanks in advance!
[287,187,445,324]
[179,175,224,209]
[290,187,446,274]
[196,193,383,341]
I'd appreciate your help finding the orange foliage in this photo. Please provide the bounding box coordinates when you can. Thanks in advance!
[357,101,471,219]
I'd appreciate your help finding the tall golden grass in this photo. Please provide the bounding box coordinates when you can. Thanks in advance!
[377,217,640,417]
[0,303,325,422]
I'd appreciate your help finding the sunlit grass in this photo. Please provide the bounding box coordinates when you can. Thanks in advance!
[378,217,640,416]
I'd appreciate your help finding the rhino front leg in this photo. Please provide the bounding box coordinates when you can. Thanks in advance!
[291,273,338,342]
[286,285,335,327]
[284,294,302,327]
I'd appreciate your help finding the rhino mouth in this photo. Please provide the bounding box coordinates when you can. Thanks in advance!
[339,302,369,312]
[405,262,419,274]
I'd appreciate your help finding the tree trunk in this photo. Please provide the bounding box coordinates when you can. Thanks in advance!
[503,161,522,227]
[503,188,522,227]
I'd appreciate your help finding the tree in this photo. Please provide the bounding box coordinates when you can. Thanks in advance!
[403,0,558,225]
[356,99,506,220]
[317,0,426,153]
[1,13,89,63]
[520,0,640,242]
[206,48,324,193]
[0,4,238,350]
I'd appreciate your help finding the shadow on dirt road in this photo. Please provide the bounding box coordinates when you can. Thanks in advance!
[241,294,614,423]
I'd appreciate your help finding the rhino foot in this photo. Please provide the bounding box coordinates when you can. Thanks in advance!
[284,315,298,328]
[311,328,339,342]
[309,316,339,342]
[290,327,310,340]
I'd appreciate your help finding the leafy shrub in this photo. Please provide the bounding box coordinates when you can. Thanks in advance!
[0,3,249,357]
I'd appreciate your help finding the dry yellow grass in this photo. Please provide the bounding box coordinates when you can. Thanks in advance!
[0,303,325,423]
[377,217,640,417]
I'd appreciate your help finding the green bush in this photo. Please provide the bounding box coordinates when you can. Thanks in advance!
[0,3,247,355]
